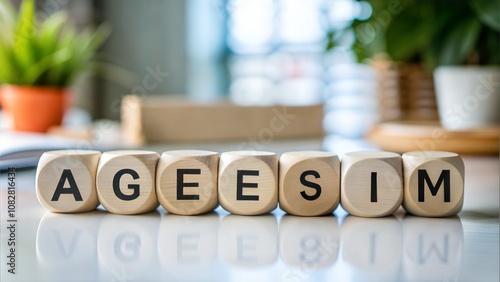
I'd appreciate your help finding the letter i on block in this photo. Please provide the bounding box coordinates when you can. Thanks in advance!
[36,150,101,213]
[156,150,219,215]
[279,151,340,216]
[402,151,464,217]
[96,150,159,215]
[218,151,278,215]
[341,151,403,217]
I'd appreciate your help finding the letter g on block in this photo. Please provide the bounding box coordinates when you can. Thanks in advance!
[97,150,159,215]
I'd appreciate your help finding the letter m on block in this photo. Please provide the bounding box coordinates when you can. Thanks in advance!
[418,170,450,202]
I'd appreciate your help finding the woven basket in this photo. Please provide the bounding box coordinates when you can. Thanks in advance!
[372,60,439,122]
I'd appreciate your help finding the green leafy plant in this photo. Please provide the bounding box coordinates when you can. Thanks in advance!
[0,0,110,87]
[327,0,500,70]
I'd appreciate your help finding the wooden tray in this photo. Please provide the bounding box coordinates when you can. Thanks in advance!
[368,121,499,155]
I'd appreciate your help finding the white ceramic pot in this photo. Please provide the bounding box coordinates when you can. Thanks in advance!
[434,66,500,130]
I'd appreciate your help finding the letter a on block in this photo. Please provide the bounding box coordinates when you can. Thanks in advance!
[51,169,83,201]
[402,151,464,217]
[36,150,101,213]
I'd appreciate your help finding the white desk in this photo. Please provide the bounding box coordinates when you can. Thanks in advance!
[1,139,498,282]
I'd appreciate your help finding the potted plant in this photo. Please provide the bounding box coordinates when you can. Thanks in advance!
[0,0,110,132]
[328,0,499,128]
[425,0,500,130]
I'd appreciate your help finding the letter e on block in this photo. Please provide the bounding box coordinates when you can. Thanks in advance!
[279,151,340,216]
[156,150,219,215]
[402,151,464,217]
[36,150,101,213]
[96,150,159,215]
[218,151,278,215]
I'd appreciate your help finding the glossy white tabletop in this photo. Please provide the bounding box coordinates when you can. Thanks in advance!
[1,139,498,282]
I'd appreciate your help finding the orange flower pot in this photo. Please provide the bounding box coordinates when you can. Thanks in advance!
[1,85,71,133]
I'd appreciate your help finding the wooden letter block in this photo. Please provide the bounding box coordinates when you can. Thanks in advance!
[96,150,159,215]
[341,151,403,217]
[218,151,278,215]
[279,151,340,216]
[156,150,219,215]
[402,151,464,217]
[36,150,101,213]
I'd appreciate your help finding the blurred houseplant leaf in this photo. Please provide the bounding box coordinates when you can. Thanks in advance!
[334,0,500,69]
[471,0,500,31]
[0,0,111,87]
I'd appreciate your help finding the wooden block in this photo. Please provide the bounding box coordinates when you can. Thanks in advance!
[218,151,278,215]
[121,95,324,145]
[156,150,219,215]
[402,151,464,217]
[96,150,159,215]
[279,151,340,216]
[341,151,403,217]
[36,150,101,213]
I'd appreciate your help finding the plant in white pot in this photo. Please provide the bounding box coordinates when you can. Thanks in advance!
[332,0,499,128]
[429,0,500,130]
[0,0,110,132]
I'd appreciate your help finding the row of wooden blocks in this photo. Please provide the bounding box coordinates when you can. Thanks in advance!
[36,150,465,217]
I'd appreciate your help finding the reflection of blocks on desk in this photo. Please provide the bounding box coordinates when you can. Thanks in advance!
[279,215,340,268]
[279,151,340,216]
[157,213,219,270]
[36,211,103,263]
[341,151,403,217]
[402,151,464,217]
[36,150,101,213]
[96,150,160,215]
[402,215,463,281]
[219,215,278,267]
[341,216,402,276]
[97,212,161,281]
[218,151,278,215]
[156,150,219,215]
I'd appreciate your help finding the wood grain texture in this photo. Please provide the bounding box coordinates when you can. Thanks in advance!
[218,151,278,215]
[96,150,159,215]
[156,150,219,215]
[341,151,403,217]
[36,150,101,213]
[402,151,464,217]
[279,151,340,216]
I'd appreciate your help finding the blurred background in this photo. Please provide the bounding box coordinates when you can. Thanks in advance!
[0,0,499,150]
[74,0,372,132]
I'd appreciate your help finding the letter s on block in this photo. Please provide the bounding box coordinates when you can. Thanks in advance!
[299,170,321,201]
